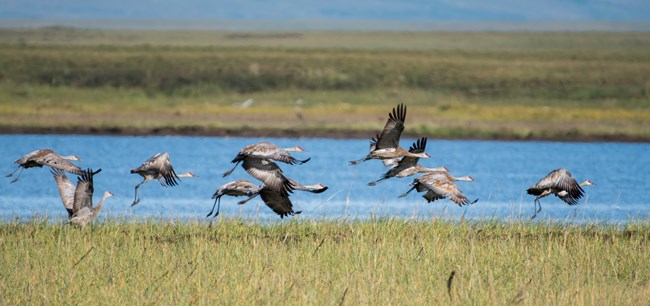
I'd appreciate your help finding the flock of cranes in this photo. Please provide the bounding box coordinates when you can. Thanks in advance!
[6,103,593,225]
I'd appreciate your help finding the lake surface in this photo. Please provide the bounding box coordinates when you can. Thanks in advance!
[1,134,649,224]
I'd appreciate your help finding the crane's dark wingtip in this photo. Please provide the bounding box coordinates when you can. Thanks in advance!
[297,157,311,165]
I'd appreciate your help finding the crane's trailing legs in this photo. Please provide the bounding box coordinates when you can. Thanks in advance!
[349,157,369,165]
[131,178,152,206]
[206,196,222,218]
[367,177,388,186]
[530,189,551,219]
[532,198,543,219]
[6,166,24,184]
[398,185,417,198]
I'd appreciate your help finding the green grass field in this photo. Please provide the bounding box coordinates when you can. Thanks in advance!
[0,28,649,140]
[1,219,649,305]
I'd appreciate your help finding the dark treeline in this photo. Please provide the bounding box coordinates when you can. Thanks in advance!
[0,44,647,100]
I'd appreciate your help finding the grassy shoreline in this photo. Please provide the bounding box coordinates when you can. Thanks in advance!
[1,218,649,304]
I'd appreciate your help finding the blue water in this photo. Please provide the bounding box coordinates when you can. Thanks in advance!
[1,134,649,223]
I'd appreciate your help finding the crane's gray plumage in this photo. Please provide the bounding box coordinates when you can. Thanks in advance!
[236,178,328,218]
[400,171,477,206]
[207,179,261,218]
[130,152,195,206]
[368,137,446,186]
[237,185,301,218]
[8,148,85,183]
[350,103,430,165]
[51,168,76,217]
[238,157,295,196]
[527,168,593,219]
[51,168,112,226]
[223,141,309,177]
[374,102,406,150]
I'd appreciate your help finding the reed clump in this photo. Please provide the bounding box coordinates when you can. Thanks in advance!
[1,218,649,305]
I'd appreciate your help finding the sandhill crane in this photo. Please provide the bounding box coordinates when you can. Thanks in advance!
[350,103,430,165]
[527,168,593,219]
[367,137,447,186]
[50,168,113,226]
[223,141,310,177]
[207,179,261,218]
[130,152,195,206]
[236,178,328,218]
[399,171,477,206]
[7,148,85,183]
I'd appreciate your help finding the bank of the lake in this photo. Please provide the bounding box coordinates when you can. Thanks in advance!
[1,219,649,305]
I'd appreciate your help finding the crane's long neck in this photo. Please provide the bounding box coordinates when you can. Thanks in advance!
[451,175,473,182]
[61,155,80,161]
[420,166,448,173]
[94,192,112,213]
[407,152,429,158]
[298,183,327,193]
[283,146,303,152]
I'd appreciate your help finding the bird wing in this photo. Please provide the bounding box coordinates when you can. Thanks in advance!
[51,169,75,217]
[69,207,93,225]
[528,168,584,204]
[382,158,401,168]
[419,177,472,206]
[214,179,260,198]
[258,187,296,218]
[241,142,302,165]
[394,137,428,169]
[15,149,50,165]
[422,190,445,203]
[528,168,565,193]
[132,152,163,173]
[375,103,406,149]
[550,169,584,205]
[136,152,180,187]
[369,133,380,151]
[73,169,99,214]
[34,151,85,175]
[242,157,294,196]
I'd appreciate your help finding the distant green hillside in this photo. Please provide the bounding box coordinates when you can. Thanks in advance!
[0,29,648,141]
